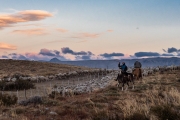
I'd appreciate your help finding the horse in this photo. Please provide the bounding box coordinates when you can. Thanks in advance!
[115,71,134,91]
[132,68,142,80]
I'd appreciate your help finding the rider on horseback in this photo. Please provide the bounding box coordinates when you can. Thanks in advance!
[133,61,142,79]
[134,61,142,68]
[118,62,128,76]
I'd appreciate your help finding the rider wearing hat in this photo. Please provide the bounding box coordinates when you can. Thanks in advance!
[118,62,128,76]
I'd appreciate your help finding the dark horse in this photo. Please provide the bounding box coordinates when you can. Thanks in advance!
[115,71,134,91]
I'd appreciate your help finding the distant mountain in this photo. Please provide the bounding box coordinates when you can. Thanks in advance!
[37,60,48,62]
[49,58,61,63]
[48,57,180,69]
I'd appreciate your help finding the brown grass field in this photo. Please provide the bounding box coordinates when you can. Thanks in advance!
[0,60,180,120]
[0,59,93,78]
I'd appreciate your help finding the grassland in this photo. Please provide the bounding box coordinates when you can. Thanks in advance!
[0,60,180,120]
[0,59,93,78]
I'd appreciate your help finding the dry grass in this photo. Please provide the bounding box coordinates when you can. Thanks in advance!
[1,68,180,119]
[0,59,93,78]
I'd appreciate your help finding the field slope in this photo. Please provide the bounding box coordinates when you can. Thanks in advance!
[0,59,93,78]
[0,68,180,120]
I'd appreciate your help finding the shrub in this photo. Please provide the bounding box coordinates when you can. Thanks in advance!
[15,108,25,114]
[150,105,179,120]
[18,96,42,106]
[126,112,149,120]
[0,93,17,106]
[92,110,108,120]
[0,79,35,91]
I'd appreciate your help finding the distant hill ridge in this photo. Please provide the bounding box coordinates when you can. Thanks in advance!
[49,58,61,63]
[49,57,180,69]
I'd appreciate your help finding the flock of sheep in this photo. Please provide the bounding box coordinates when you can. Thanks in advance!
[1,65,180,98]
[49,65,180,96]
[0,69,113,82]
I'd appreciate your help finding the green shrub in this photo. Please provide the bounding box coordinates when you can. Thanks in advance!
[151,105,179,120]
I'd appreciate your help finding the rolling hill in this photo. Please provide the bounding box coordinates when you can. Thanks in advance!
[49,57,180,69]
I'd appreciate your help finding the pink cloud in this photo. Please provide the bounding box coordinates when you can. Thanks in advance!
[81,32,100,38]
[0,10,52,29]
[57,28,68,33]
[25,52,50,60]
[71,32,100,39]
[107,29,113,32]
[12,28,47,35]
[0,43,17,50]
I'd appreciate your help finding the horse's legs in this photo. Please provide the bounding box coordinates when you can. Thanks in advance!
[132,80,135,90]
[122,82,124,91]
[117,82,119,87]
[126,82,129,91]
[130,74,135,90]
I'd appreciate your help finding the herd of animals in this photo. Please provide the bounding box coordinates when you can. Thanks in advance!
[1,63,180,97]
[0,69,112,82]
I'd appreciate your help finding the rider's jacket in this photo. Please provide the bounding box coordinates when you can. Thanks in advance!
[119,64,127,72]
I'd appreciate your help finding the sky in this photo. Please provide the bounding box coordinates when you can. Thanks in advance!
[0,0,180,61]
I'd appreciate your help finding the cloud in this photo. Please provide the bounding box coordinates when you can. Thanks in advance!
[57,28,68,33]
[107,29,113,32]
[8,53,27,60]
[0,43,17,50]
[81,32,100,38]
[134,52,160,57]
[161,53,174,56]
[61,47,93,56]
[0,10,52,29]
[38,48,67,60]
[25,49,67,61]
[2,48,67,61]
[25,52,51,61]
[12,28,47,35]
[99,52,124,58]
[39,48,61,56]
[75,55,91,60]
[71,32,100,39]
[1,55,8,59]
[9,53,17,56]
[166,47,180,53]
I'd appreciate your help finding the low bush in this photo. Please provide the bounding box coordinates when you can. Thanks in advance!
[18,96,42,106]
[91,110,108,120]
[150,105,179,120]
[126,112,149,120]
[0,79,35,91]
[0,93,17,106]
